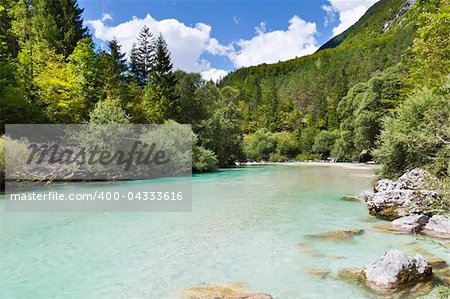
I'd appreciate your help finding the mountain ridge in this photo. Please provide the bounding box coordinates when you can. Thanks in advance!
[222,0,415,85]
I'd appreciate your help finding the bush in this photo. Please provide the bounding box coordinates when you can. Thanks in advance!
[334,67,403,160]
[89,97,130,124]
[244,128,277,161]
[313,130,338,159]
[0,135,31,179]
[193,145,218,172]
[374,89,450,178]
[275,131,300,159]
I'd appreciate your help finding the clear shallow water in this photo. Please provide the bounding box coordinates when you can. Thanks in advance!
[1,164,448,299]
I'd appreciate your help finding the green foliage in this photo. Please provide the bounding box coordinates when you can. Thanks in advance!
[374,89,450,178]
[193,144,218,172]
[174,71,204,125]
[333,67,403,160]
[97,38,128,99]
[68,37,99,114]
[0,135,31,176]
[0,1,18,58]
[313,130,338,158]
[405,0,450,92]
[147,34,178,120]
[89,98,130,124]
[11,0,87,57]
[34,47,85,123]
[198,101,245,166]
[244,129,277,161]
[244,129,300,161]
[130,26,154,86]
[140,122,192,176]
[36,0,86,56]
[275,131,300,159]
[108,37,127,77]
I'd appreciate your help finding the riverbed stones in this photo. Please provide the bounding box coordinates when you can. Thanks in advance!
[296,243,324,257]
[391,214,429,233]
[340,195,360,202]
[363,249,432,291]
[422,215,450,239]
[179,282,272,299]
[305,229,365,241]
[306,267,330,279]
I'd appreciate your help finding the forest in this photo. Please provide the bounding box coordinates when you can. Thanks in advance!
[0,0,449,180]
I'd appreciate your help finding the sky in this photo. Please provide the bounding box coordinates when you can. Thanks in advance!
[79,0,379,81]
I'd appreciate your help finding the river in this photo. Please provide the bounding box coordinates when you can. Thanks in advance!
[1,164,448,298]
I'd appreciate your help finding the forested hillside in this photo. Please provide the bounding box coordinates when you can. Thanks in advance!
[0,0,449,178]
[222,0,449,179]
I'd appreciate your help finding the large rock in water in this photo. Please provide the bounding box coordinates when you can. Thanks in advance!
[422,215,450,239]
[363,249,432,292]
[391,214,429,233]
[361,169,444,220]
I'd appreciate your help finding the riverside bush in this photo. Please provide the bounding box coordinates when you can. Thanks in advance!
[374,89,450,179]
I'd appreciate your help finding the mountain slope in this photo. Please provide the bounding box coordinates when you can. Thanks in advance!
[222,0,416,87]
[220,0,418,134]
[318,0,415,50]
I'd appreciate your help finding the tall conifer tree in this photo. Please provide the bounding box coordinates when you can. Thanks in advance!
[40,0,88,56]
[150,34,178,118]
[130,26,154,85]
[108,37,127,77]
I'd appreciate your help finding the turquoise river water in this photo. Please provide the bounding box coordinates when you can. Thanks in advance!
[1,164,449,298]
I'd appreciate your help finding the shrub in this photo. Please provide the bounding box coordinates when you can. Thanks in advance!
[193,145,218,172]
[89,97,130,124]
[244,128,277,161]
[0,135,31,179]
[313,130,338,159]
[374,89,450,178]
[275,131,300,159]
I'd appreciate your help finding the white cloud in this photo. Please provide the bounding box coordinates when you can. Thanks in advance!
[323,0,380,36]
[228,15,318,68]
[88,13,320,78]
[87,14,227,77]
[101,13,113,22]
[201,68,228,82]
[233,16,240,25]
[205,38,233,56]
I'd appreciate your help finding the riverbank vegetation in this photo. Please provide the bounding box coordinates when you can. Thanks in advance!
[0,0,449,180]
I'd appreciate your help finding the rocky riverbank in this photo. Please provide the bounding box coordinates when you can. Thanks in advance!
[360,168,450,239]
[348,168,450,296]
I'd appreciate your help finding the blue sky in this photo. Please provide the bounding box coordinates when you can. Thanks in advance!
[79,0,379,80]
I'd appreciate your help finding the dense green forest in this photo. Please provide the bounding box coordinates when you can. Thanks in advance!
[0,0,449,178]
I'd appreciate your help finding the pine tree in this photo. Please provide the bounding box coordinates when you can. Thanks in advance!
[129,42,140,80]
[150,34,178,119]
[130,26,154,85]
[38,0,88,57]
[108,37,127,76]
[95,38,127,101]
